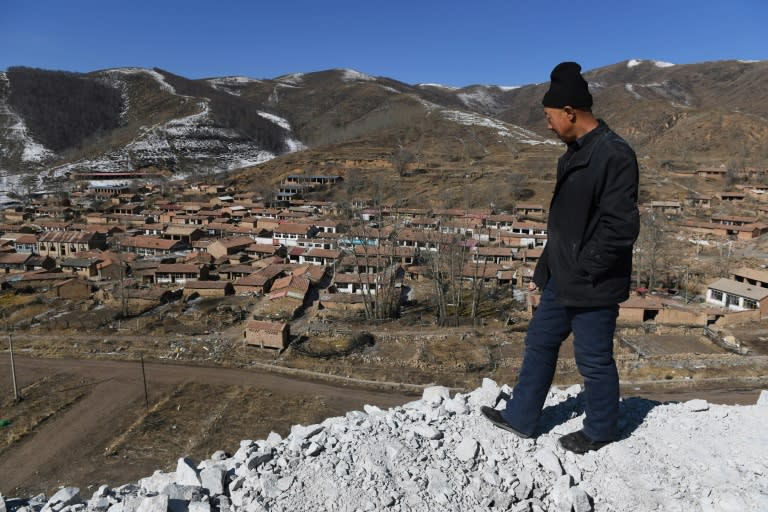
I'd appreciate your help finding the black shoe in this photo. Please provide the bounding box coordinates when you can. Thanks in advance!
[558,430,612,454]
[479,406,531,439]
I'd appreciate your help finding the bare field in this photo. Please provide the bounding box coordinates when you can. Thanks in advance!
[0,356,417,498]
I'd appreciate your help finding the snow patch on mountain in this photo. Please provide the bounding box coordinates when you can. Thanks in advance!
[257,111,291,131]
[417,83,459,90]
[277,73,305,86]
[102,67,177,94]
[340,69,376,82]
[48,99,299,178]
[0,73,55,164]
[208,76,263,96]
[624,81,692,106]
[257,111,307,152]
[625,83,643,100]
[457,86,509,113]
[441,109,558,145]
[627,59,676,69]
[378,84,402,94]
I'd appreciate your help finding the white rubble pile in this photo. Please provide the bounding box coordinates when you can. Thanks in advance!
[4,380,768,512]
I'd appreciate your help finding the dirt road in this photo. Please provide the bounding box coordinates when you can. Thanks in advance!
[0,355,417,497]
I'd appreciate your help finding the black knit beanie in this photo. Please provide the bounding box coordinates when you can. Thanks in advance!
[542,62,593,109]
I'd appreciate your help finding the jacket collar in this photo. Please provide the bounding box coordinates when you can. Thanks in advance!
[562,119,610,170]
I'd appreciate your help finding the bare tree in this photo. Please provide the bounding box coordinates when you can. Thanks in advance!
[633,210,668,290]
[345,218,403,321]
[390,144,414,177]
[19,173,39,205]
[725,159,745,190]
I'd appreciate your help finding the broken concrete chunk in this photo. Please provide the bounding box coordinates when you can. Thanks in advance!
[422,386,451,404]
[188,501,212,512]
[175,457,201,486]
[138,494,169,512]
[685,399,710,412]
[41,487,80,512]
[200,466,226,496]
[410,424,443,440]
[535,448,564,475]
[570,485,593,512]
[455,437,479,462]
[290,423,325,440]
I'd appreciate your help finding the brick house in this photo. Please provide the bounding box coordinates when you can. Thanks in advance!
[54,278,93,300]
[706,277,768,315]
[206,236,256,259]
[154,264,209,286]
[183,280,234,299]
[1,233,38,253]
[36,231,107,258]
[119,236,189,257]
[233,266,285,295]
[60,257,101,278]
[273,223,317,247]
[0,253,34,273]
[243,320,289,349]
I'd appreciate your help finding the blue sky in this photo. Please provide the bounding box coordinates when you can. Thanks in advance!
[1,0,766,88]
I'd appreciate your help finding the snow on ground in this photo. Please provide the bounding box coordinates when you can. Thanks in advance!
[101,68,177,94]
[46,98,302,178]
[277,73,305,86]
[0,73,55,164]
[257,112,292,131]
[207,76,262,96]
[623,81,692,107]
[417,83,459,90]
[378,84,402,94]
[457,86,521,113]
[441,109,559,145]
[627,59,675,69]
[458,87,505,113]
[340,69,376,82]
[6,380,767,511]
[625,84,644,100]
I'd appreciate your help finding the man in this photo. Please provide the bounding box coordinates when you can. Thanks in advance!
[481,62,640,454]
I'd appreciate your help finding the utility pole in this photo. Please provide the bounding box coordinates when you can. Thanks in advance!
[9,333,20,403]
[140,353,149,412]
[118,241,127,318]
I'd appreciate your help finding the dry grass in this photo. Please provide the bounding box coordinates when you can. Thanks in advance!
[0,374,90,452]
[0,293,45,325]
[104,381,350,467]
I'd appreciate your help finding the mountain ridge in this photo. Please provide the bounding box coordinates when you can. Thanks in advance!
[1,59,767,205]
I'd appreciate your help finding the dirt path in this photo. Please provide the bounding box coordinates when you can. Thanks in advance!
[0,356,417,497]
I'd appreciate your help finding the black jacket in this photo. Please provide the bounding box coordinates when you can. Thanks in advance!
[533,120,639,307]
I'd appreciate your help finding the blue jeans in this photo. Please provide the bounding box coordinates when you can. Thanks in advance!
[502,279,620,441]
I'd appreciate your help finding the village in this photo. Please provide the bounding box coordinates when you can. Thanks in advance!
[1,162,768,374]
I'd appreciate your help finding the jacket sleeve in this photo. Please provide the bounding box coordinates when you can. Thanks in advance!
[577,145,640,280]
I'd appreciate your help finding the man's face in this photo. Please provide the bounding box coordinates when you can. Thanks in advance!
[544,107,576,143]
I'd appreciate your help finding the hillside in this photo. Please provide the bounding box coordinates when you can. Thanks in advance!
[2,60,767,206]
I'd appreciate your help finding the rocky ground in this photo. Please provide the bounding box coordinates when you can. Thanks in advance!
[4,380,767,511]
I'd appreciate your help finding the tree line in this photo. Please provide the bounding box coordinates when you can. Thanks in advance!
[155,68,289,154]
[7,67,123,152]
